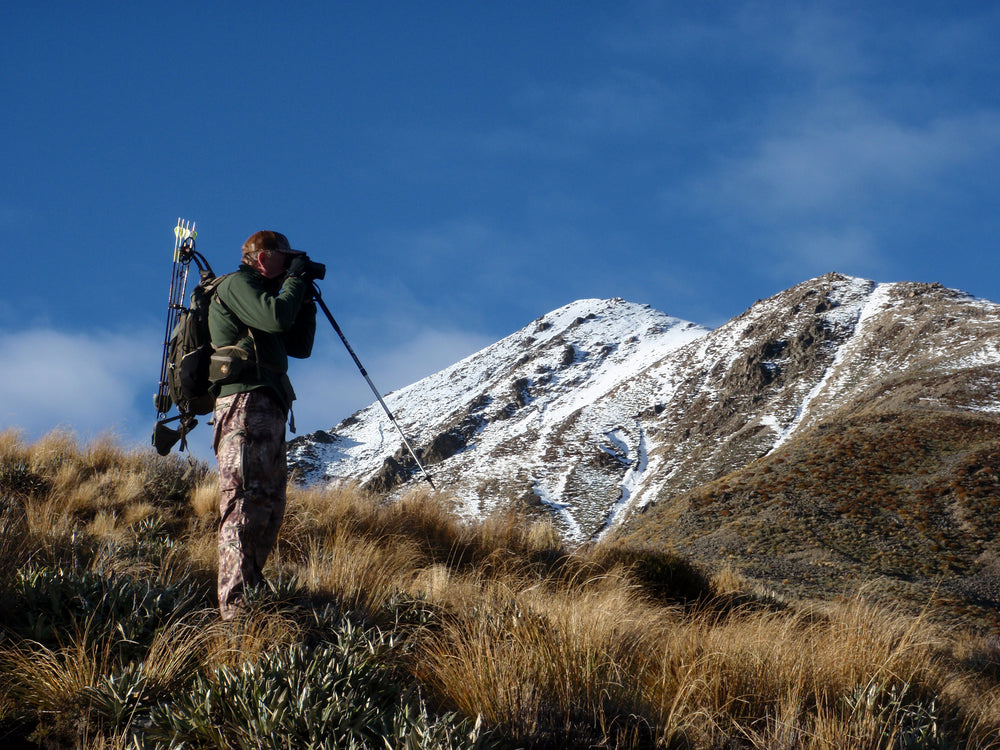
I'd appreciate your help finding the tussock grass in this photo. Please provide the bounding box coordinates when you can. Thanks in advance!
[2,431,1000,748]
[297,530,422,612]
[2,622,116,717]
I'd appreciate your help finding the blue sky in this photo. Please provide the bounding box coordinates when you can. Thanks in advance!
[2,1,999,459]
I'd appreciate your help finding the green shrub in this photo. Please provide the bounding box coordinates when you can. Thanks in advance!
[6,565,200,654]
[139,622,502,750]
[83,661,153,728]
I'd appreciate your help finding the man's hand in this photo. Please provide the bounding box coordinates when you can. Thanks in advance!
[287,255,326,282]
[286,254,310,279]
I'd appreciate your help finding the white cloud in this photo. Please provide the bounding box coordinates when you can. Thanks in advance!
[0,327,160,448]
[686,103,1000,276]
[608,4,1000,281]
[660,4,1000,277]
[682,100,1000,279]
[0,321,496,462]
[718,109,1000,219]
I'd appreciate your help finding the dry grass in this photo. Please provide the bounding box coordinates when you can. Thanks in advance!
[296,530,422,612]
[188,475,220,520]
[1,622,115,718]
[623,411,1000,628]
[420,573,663,745]
[2,430,1000,749]
[417,577,995,748]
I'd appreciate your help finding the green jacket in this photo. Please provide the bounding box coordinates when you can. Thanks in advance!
[208,264,317,410]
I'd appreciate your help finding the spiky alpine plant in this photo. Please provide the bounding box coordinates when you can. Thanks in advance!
[130,616,503,750]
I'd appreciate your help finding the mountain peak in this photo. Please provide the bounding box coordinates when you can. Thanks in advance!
[289,277,1000,544]
[289,296,707,533]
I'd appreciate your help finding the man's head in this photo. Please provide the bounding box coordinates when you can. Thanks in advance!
[242,230,305,278]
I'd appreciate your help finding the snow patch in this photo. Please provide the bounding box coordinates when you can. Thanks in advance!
[598,427,649,540]
[533,476,584,543]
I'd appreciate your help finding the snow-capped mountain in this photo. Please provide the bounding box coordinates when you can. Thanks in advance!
[289,273,1000,543]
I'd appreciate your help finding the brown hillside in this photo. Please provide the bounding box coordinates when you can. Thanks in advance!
[617,405,1000,631]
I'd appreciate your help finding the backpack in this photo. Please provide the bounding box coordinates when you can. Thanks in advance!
[153,261,233,456]
[165,268,230,419]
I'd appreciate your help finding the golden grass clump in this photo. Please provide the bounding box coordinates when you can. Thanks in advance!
[0,428,29,466]
[1,629,114,719]
[419,573,665,745]
[651,597,945,746]
[26,428,79,476]
[295,531,422,613]
[195,608,304,671]
[189,476,220,520]
[710,562,750,597]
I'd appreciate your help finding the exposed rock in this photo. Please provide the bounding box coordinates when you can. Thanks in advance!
[423,413,484,465]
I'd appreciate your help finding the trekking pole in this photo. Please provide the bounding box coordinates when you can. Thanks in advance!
[310,281,435,489]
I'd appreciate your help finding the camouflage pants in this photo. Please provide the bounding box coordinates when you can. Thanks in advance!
[213,390,288,620]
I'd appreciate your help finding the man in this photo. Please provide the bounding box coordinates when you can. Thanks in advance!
[208,230,319,619]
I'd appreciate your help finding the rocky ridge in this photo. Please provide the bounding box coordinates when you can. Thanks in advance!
[290,273,1000,551]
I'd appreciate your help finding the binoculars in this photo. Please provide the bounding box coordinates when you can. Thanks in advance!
[300,258,326,281]
[284,254,326,281]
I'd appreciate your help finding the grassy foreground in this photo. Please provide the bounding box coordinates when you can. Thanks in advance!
[2,430,1000,749]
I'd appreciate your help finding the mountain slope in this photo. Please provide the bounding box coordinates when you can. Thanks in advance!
[608,274,1000,509]
[618,407,1000,627]
[289,297,709,539]
[616,276,1000,626]
[289,274,1000,558]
